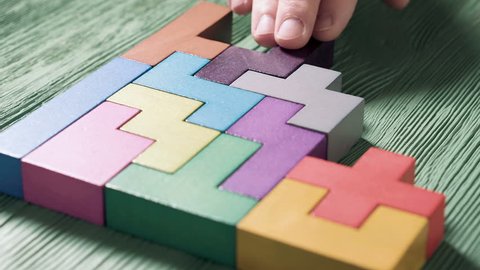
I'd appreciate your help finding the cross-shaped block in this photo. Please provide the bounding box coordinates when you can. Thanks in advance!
[108,84,219,173]
[134,52,264,131]
[195,40,334,85]
[287,147,445,257]
[123,1,232,66]
[231,64,363,161]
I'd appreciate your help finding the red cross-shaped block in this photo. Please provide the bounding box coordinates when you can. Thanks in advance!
[287,147,445,257]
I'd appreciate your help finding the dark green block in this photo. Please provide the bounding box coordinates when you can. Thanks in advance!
[105,134,260,266]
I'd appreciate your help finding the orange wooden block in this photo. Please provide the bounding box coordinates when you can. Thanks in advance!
[123,1,231,66]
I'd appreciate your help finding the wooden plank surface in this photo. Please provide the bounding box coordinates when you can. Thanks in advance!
[0,0,479,269]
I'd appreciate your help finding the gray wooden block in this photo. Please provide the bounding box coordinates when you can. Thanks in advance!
[231,65,364,161]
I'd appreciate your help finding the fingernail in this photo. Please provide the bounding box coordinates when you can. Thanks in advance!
[315,13,333,32]
[277,18,305,40]
[255,14,275,35]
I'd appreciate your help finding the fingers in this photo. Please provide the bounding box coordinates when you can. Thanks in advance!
[384,0,410,10]
[251,0,279,47]
[312,0,357,41]
[228,0,253,14]
[236,0,408,49]
[274,0,322,49]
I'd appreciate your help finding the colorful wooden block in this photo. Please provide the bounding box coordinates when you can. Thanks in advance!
[222,97,327,200]
[105,134,260,266]
[237,179,428,270]
[122,1,231,66]
[134,52,264,131]
[287,148,445,257]
[231,64,363,161]
[195,41,334,85]
[107,84,219,173]
[0,57,150,198]
[22,102,153,225]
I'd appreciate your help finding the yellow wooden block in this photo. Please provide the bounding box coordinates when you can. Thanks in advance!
[237,179,428,270]
[108,84,219,173]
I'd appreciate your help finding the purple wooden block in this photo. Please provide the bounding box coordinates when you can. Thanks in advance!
[222,97,327,200]
[195,40,334,85]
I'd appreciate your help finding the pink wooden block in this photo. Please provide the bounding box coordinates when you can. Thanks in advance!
[22,102,153,225]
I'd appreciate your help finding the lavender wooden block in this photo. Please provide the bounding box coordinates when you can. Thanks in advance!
[222,97,327,200]
[195,41,334,85]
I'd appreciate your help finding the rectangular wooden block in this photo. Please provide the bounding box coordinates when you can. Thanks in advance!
[105,134,260,266]
[134,52,264,131]
[122,1,232,65]
[108,84,219,173]
[22,102,153,225]
[237,179,428,270]
[0,57,150,198]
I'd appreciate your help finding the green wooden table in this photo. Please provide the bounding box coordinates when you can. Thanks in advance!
[0,0,479,269]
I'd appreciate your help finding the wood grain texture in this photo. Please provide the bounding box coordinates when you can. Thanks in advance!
[0,0,479,269]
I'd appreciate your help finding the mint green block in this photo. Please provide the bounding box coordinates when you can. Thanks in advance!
[105,134,260,267]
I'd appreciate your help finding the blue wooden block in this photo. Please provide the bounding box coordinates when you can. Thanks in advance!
[134,52,264,131]
[0,57,151,198]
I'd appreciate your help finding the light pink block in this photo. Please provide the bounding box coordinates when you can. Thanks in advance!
[22,102,153,225]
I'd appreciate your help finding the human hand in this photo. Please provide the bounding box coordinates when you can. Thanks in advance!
[228,0,409,49]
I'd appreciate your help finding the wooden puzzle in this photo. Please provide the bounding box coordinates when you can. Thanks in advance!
[0,2,445,269]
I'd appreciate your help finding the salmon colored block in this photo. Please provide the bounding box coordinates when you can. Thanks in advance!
[22,102,153,225]
[287,147,445,257]
[108,84,220,173]
[237,179,428,270]
[122,2,231,66]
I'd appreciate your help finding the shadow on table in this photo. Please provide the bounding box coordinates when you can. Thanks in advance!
[0,196,229,270]
[335,0,479,103]
[338,138,374,166]
[425,241,479,270]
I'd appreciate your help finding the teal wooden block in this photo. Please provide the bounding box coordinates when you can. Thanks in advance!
[105,134,260,266]
[134,52,264,131]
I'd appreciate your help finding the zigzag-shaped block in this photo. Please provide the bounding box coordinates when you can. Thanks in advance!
[108,84,219,173]
[223,97,327,199]
[195,40,334,85]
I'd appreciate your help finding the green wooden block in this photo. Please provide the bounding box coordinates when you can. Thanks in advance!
[105,134,260,266]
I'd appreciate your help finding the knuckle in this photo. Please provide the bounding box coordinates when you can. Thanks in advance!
[255,0,278,14]
[281,0,311,13]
